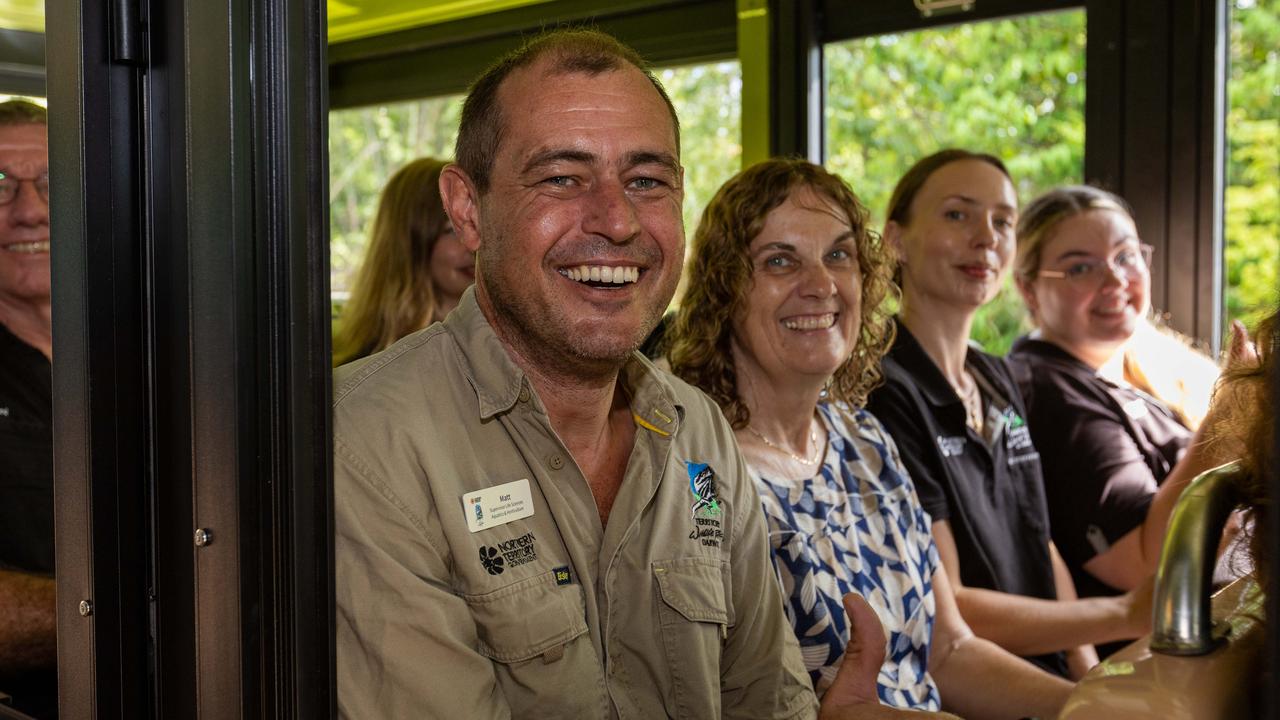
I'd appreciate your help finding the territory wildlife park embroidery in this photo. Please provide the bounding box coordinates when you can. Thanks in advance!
[685,461,724,548]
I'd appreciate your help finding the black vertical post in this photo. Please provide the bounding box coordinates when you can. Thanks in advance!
[47,0,333,716]
[770,0,822,160]
[46,0,152,716]
[1085,0,1226,348]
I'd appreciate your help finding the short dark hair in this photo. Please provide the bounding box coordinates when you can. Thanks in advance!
[454,28,680,194]
[885,148,1009,227]
[0,99,46,128]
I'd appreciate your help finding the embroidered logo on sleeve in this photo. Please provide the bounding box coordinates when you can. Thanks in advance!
[685,461,724,548]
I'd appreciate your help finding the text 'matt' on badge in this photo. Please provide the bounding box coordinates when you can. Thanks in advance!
[464,478,535,533]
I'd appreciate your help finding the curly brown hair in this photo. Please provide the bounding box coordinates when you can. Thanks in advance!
[667,158,897,428]
[1210,310,1277,587]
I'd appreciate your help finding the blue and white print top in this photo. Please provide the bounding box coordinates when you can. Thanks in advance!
[751,402,941,710]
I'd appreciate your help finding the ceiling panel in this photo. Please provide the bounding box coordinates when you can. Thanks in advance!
[0,0,42,33]
[328,0,557,42]
[0,1,561,41]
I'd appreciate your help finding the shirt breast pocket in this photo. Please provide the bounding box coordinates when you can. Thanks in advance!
[463,572,600,718]
[652,556,732,717]
[464,572,588,662]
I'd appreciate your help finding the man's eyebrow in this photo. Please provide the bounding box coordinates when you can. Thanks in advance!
[624,151,680,176]
[521,149,595,175]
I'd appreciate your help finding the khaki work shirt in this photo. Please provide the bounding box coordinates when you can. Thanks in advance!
[335,290,815,719]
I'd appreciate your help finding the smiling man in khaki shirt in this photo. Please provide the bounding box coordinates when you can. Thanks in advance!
[335,29,946,720]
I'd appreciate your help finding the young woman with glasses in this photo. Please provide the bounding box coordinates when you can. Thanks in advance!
[1008,185,1246,618]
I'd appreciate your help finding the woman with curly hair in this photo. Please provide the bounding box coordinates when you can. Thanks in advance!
[668,158,1071,719]
[333,157,475,366]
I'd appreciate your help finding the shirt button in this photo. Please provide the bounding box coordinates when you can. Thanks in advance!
[549,455,564,470]
[518,386,530,403]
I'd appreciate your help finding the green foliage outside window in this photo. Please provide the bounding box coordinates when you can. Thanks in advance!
[824,9,1087,355]
[1225,0,1279,333]
[328,96,463,295]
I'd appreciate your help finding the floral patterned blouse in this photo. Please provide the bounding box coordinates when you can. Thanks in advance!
[751,402,941,710]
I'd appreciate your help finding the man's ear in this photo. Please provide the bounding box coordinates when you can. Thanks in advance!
[439,164,483,253]
[882,220,905,265]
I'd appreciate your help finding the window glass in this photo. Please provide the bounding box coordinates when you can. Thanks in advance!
[1224,0,1278,332]
[328,95,463,298]
[658,60,743,243]
[824,10,1086,353]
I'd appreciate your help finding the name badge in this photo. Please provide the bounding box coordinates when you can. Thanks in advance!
[464,478,534,533]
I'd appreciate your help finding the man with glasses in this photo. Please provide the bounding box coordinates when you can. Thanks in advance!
[0,99,56,719]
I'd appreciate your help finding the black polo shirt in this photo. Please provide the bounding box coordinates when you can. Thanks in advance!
[0,323,53,573]
[0,323,56,718]
[868,323,1068,677]
[1008,336,1191,600]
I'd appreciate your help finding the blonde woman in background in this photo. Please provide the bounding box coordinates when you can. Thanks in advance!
[333,157,475,366]
[1008,185,1246,615]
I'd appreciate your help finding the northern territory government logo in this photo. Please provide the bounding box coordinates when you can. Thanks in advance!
[685,461,724,548]
[478,531,538,576]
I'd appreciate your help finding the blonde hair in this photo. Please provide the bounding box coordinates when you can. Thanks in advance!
[1016,185,1218,428]
[333,158,450,366]
[667,158,896,428]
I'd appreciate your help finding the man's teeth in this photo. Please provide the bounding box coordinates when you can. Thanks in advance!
[563,265,640,284]
[783,313,835,330]
[5,241,48,254]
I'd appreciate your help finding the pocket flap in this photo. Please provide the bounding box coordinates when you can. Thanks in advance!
[464,572,587,663]
[653,557,729,625]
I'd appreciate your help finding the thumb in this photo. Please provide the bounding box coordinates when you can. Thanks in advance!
[1229,319,1258,367]
[821,593,886,711]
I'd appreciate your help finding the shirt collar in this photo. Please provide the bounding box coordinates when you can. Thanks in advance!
[444,288,528,420]
[888,321,966,408]
[444,287,684,430]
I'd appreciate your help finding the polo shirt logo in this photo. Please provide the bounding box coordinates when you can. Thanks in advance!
[936,435,966,457]
[1003,410,1035,452]
[0,406,8,417]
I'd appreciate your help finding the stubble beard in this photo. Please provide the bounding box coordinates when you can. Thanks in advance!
[475,237,671,381]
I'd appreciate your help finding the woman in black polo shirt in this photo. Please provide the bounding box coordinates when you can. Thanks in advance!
[866,150,1149,680]
[1008,186,1244,604]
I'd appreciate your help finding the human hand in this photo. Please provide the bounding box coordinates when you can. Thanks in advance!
[1196,320,1262,464]
[1119,573,1155,639]
[1226,320,1259,368]
[818,594,962,719]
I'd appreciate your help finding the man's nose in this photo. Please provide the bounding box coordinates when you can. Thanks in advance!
[10,180,49,226]
[583,181,640,244]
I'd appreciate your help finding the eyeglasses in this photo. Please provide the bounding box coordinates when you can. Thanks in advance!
[1037,243,1153,285]
[0,170,49,205]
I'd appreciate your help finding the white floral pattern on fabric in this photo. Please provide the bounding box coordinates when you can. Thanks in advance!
[752,402,941,710]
